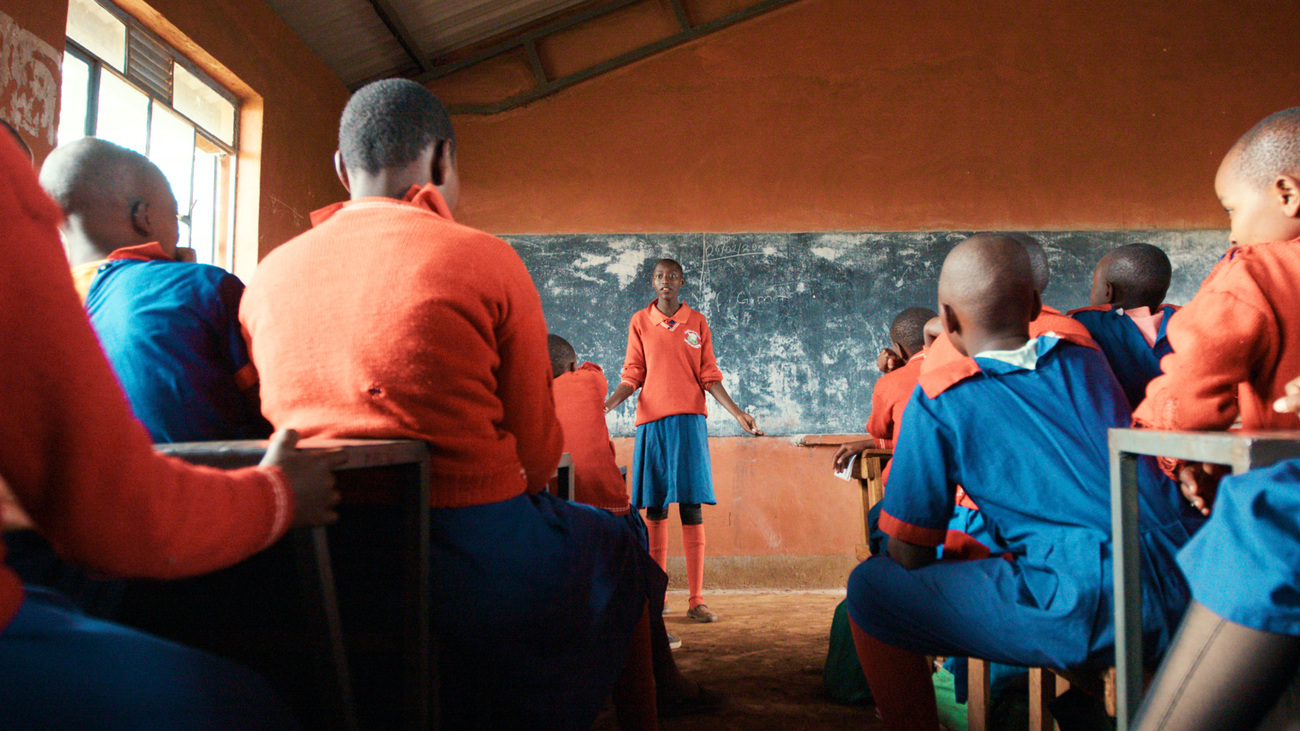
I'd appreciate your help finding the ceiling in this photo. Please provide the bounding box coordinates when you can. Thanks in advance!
[263,0,592,88]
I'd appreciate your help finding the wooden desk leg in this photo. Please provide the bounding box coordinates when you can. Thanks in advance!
[968,658,991,731]
[404,460,434,731]
[1028,667,1054,731]
[292,527,359,731]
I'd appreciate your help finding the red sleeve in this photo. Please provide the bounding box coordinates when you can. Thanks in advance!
[1133,263,1274,433]
[697,316,724,389]
[620,315,646,389]
[495,253,564,494]
[0,134,292,579]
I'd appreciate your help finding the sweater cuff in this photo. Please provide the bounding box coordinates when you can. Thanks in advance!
[879,509,946,547]
[257,466,294,550]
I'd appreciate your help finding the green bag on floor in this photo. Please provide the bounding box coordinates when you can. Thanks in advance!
[824,599,873,704]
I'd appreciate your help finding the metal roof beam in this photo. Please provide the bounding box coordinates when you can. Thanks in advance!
[365,0,428,73]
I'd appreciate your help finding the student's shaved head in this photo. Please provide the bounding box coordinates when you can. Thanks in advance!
[548,334,577,378]
[1094,243,1171,310]
[339,79,454,174]
[939,233,1038,336]
[0,118,31,161]
[39,137,152,214]
[1231,107,1300,187]
[1003,232,1050,294]
[890,306,938,354]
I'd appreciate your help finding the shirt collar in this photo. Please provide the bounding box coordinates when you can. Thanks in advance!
[649,300,692,330]
[106,242,174,263]
[919,335,1063,397]
[310,183,455,227]
[973,336,1059,371]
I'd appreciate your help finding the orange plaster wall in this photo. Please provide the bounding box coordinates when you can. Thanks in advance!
[0,0,349,276]
[0,1,67,162]
[431,0,1300,235]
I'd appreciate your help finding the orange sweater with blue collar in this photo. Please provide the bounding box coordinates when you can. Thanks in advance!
[0,133,292,631]
[553,363,631,515]
[241,184,563,509]
[620,301,725,427]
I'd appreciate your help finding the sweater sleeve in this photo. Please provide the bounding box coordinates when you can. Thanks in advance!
[697,317,724,388]
[494,250,564,494]
[0,135,293,579]
[620,316,646,389]
[1133,267,1274,434]
[865,377,896,442]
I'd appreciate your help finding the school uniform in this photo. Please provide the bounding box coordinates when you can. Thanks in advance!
[920,305,1099,382]
[0,133,297,729]
[1069,304,1178,409]
[83,242,268,443]
[620,300,724,509]
[1178,458,1300,636]
[241,184,660,729]
[866,351,926,451]
[553,362,632,515]
[848,336,1190,671]
[1133,238,1300,473]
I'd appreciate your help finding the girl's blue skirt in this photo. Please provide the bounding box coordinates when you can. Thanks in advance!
[631,413,716,508]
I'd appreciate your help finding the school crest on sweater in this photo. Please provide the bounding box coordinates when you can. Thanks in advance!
[684,330,701,348]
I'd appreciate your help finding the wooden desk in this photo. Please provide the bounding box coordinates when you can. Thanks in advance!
[852,448,893,561]
[1108,429,1300,729]
[156,438,432,731]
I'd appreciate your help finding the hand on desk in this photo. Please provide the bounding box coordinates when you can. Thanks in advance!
[1178,462,1229,517]
[832,439,873,473]
[260,429,346,527]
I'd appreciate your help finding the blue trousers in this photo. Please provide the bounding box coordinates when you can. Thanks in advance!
[0,586,297,730]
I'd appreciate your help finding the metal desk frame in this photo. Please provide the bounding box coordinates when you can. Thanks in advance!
[1109,429,1300,730]
[158,438,432,731]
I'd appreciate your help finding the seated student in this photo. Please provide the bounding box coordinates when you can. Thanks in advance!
[921,232,1099,378]
[549,334,722,717]
[0,129,343,729]
[1134,107,1300,516]
[846,234,1191,731]
[39,138,270,443]
[1133,377,1300,730]
[240,79,660,730]
[1069,243,1178,408]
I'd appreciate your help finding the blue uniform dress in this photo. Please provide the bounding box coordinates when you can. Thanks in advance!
[847,336,1191,671]
[1178,459,1300,636]
[1070,305,1176,409]
[85,251,270,443]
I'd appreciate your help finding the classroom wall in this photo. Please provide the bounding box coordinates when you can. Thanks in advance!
[427,0,1298,587]
[0,0,350,278]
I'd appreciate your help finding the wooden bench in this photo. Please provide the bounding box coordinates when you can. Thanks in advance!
[851,447,893,561]
[153,438,432,731]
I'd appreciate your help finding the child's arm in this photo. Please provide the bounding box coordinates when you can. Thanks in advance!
[604,382,636,412]
[706,382,764,436]
[887,536,937,570]
[832,439,873,472]
[606,318,645,413]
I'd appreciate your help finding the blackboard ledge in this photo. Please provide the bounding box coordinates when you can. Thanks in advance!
[797,434,872,447]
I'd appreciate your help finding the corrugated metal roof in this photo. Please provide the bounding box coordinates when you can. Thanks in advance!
[264,0,589,87]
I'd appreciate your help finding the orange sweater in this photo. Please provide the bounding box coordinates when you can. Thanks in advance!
[866,352,926,448]
[1134,237,1300,435]
[0,133,292,630]
[553,363,631,515]
[620,301,725,426]
[241,185,563,509]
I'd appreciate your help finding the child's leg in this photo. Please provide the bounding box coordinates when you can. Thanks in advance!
[849,616,941,731]
[612,604,659,731]
[645,507,669,572]
[680,504,706,610]
[1133,600,1300,730]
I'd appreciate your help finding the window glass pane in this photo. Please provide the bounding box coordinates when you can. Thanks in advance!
[148,104,194,240]
[172,64,235,146]
[66,0,125,72]
[95,71,149,154]
[57,52,92,146]
[190,147,218,265]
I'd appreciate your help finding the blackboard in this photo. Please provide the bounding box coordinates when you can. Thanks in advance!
[506,230,1226,436]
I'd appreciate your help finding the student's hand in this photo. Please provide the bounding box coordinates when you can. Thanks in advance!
[877,348,904,374]
[1273,376,1300,414]
[735,412,765,436]
[1177,462,1229,516]
[832,440,872,472]
[259,429,346,527]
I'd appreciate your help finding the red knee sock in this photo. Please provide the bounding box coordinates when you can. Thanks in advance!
[646,517,668,573]
[612,605,659,731]
[682,523,706,609]
[849,617,940,731]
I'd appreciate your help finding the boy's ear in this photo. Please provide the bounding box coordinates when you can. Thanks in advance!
[334,151,352,193]
[939,303,960,337]
[431,140,453,186]
[566,361,578,374]
[1275,174,1300,218]
[1102,281,1116,305]
[1029,290,1043,322]
[129,199,151,238]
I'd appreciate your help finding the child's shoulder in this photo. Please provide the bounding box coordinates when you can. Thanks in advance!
[1204,237,1300,292]
[1066,304,1114,318]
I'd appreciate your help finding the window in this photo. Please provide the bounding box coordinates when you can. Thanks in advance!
[58,0,240,269]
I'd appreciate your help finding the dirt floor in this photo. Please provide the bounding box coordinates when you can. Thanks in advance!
[594,590,883,731]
